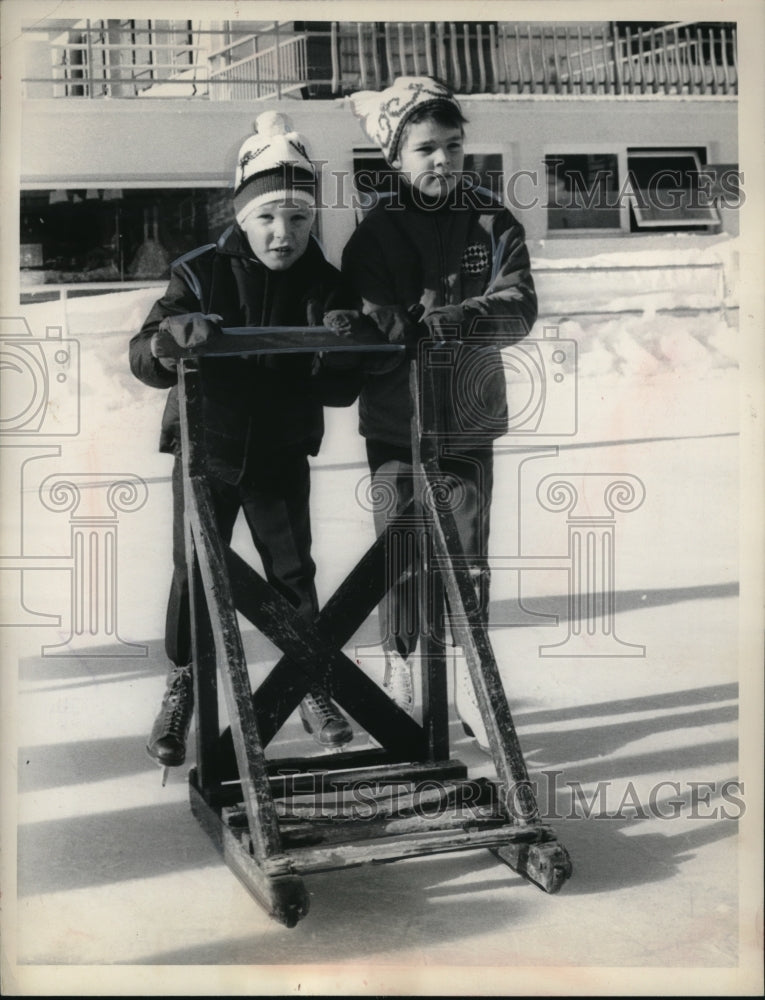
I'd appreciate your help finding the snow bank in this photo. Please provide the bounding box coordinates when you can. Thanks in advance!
[10,242,738,479]
[532,235,739,315]
[556,310,737,381]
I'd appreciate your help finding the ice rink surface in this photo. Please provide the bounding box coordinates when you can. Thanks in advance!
[2,251,762,993]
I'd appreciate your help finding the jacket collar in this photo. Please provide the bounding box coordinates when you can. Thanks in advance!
[369,178,504,216]
[215,223,257,259]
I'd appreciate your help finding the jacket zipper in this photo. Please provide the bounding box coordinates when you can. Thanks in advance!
[260,265,272,327]
[433,214,449,305]
[432,214,452,437]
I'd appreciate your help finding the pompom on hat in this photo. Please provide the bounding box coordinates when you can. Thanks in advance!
[349,76,462,163]
[234,111,317,225]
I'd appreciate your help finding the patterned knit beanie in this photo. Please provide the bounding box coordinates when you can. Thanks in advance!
[349,76,462,163]
[234,112,316,225]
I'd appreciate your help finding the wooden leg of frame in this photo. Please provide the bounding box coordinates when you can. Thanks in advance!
[491,839,573,895]
[190,778,310,928]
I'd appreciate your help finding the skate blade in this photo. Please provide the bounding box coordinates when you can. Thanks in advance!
[147,751,176,787]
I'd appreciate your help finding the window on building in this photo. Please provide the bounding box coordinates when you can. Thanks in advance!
[626,147,721,230]
[20,187,233,292]
[545,147,722,234]
[352,148,400,216]
[463,153,504,200]
[352,148,505,219]
[545,153,621,230]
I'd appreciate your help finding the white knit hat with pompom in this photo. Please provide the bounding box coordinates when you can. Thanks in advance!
[234,111,316,225]
[349,77,462,163]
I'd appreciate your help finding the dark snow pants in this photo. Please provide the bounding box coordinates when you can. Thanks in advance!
[365,440,494,659]
[165,449,318,667]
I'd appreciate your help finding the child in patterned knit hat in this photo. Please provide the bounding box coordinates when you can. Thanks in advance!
[131,111,367,771]
[342,77,538,749]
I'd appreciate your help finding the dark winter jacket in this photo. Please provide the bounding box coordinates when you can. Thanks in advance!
[130,224,361,484]
[341,182,538,447]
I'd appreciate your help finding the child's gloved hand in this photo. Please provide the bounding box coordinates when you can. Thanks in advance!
[322,310,399,373]
[322,310,369,369]
[423,305,464,337]
[323,309,370,338]
[151,312,223,367]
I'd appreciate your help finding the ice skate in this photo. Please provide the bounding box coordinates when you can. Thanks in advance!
[382,650,415,715]
[299,687,353,750]
[146,664,194,781]
[454,652,490,753]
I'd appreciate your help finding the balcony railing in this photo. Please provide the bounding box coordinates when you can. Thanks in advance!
[494,21,737,96]
[207,29,309,100]
[22,20,738,100]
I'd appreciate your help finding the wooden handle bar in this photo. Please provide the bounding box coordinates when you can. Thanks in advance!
[178,326,405,359]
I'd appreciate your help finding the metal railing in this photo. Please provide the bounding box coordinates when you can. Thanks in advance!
[22,20,738,99]
[38,20,207,98]
[207,28,309,100]
[350,21,738,96]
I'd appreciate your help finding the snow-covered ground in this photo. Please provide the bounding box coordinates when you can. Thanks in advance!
[1,241,761,994]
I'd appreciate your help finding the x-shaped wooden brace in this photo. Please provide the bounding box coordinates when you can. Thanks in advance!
[220,511,427,758]
[175,339,435,797]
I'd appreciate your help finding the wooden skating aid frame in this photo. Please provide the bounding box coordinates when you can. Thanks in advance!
[175,327,572,927]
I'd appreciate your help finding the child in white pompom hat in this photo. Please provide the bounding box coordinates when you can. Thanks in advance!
[341,77,539,749]
[131,111,369,768]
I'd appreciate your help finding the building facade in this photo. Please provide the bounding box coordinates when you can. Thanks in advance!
[17,18,740,311]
